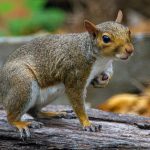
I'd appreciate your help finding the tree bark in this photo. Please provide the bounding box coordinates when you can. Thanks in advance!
[0,105,150,149]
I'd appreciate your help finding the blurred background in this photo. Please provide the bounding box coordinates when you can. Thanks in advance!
[0,0,150,116]
[0,0,150,35]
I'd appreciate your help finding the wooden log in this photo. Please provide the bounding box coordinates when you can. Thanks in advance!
[0,105,150,149]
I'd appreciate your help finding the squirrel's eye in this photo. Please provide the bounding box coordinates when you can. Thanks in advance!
[102,35,111,43]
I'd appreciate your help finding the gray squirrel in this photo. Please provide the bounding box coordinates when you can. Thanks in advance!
[0,10,134,138]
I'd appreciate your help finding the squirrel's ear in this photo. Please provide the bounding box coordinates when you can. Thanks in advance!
[84,20,98,38]
[115,10,123,23]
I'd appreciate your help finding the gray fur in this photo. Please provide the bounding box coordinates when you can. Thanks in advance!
[0,20,133,133]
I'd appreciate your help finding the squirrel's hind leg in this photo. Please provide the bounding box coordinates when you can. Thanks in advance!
[37,111,67,118]
[28,107,67,119]
[5,79,39,139]
[7,107,32,139]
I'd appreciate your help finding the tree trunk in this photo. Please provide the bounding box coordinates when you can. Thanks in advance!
[0,105,150,149]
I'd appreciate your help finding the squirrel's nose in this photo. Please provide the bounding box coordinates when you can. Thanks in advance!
[125,44,134,55]
[125,48,133,54]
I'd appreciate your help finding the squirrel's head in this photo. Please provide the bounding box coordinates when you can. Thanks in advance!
[84,10,134,60]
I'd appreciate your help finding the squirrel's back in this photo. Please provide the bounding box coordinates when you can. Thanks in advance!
[4,33,94,88]
[6,33,89,62]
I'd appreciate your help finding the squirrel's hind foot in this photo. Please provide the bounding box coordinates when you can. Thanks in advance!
[28,120,44,129]
[12,121,32,140]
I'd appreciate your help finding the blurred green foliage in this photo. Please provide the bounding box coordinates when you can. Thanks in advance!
[25,0,46,11]
[0,2,14,14]
[8,9,65,35]
[1,0,66,35]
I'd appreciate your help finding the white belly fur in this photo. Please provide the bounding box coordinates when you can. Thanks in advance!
[25,82,65,112]
[38,83,65,107]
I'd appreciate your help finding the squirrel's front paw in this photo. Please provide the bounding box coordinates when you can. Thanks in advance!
[91,72,110,88]
[83,124,101,132]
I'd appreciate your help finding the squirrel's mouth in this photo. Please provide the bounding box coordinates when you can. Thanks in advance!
[120,56,129,60]
[115,53,132,60]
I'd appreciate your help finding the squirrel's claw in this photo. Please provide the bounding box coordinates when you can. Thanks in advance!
[18,121,43,140]
[61,110,76,119]
[28,121,44,129]
[24,127,31,138]
[18,126,31,140]
[83,124,101,132]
